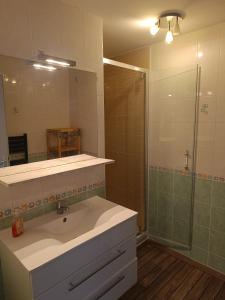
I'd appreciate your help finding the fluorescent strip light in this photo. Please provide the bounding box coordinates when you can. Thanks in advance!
[45,59,70,67]
[33,63,56,71]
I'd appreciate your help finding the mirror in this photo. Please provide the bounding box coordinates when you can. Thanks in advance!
[0,54,98,168]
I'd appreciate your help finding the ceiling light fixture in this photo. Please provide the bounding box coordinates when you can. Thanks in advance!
[149,11,184,44]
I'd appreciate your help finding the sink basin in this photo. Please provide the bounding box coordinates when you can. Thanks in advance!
[37,199,121,242]
[0,196,137,271]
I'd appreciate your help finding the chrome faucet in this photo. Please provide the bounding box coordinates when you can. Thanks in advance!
[57,200,69,215]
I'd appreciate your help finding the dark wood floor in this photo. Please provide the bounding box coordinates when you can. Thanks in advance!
[120,240,225,300]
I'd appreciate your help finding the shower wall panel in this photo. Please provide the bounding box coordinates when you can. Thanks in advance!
[104,64,145,232]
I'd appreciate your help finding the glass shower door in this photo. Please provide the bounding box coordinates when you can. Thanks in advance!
[148,67,199,249]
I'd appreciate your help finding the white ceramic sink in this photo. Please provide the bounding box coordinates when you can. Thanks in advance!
[37,198,122,242]
[0,196,137,271]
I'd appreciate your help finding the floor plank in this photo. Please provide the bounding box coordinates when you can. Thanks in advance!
[152,263,194,299]
[137,260,185,299]
[215,283,225,299]
[199,277,224,299]
[137,241,153,258]
[120,240,225,300]
[168,268,203,299]
[183,273,212,299]
[121,250,173,300]
[138,246,163,270]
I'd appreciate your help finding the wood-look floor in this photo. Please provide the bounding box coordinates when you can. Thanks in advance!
[120,240,225,300]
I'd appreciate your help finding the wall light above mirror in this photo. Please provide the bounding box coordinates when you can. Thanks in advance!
[30,51,76,72]
[37,50,76,68]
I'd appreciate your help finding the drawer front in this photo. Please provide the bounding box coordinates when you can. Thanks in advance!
[36,237,136,300]
[90,259,137,300]
[32,215,136,298]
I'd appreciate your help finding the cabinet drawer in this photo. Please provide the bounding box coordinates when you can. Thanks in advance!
[90,259,137,300]
[32,215,136,298]
[36,237,136,300]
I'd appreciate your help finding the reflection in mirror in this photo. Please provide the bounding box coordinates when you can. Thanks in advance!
[0,54,98,168]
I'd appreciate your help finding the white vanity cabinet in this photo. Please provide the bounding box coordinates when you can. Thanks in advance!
[0,197,137,300]
[35,237,137,300]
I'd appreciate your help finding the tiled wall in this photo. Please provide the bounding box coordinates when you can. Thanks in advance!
[149,166,225,274]
[150,22,225,177]
[0,2,105,298]
[0,179,105,231]
[149,167,192,246]
[149,21,225,275]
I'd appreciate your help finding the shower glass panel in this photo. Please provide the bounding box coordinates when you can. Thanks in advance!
[148,67,199,249]
[104,64,146,233]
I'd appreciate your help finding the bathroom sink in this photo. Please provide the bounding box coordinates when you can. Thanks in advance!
[37,199,122,242]
[0,196,137,272]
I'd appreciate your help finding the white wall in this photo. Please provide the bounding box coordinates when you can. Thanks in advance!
[150,22,225,178]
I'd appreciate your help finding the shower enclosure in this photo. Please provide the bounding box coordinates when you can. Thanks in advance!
[104,58,200,248]
[104,59,148,235]
[148,66,200,250]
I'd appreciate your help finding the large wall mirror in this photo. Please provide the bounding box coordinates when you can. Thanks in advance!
[0,54,98,168]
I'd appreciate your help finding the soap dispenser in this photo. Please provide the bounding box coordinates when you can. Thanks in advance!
[12,208,24,237]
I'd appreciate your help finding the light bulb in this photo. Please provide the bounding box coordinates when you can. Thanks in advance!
[150,24,159,36]
[174,17,180,36]
[165,30,173,44]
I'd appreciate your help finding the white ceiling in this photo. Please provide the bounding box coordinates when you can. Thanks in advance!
[65,0,225,57]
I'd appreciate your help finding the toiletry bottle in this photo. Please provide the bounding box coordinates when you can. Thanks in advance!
[12,208,24,237]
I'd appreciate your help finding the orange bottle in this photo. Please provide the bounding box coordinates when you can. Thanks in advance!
[12,208,24,238]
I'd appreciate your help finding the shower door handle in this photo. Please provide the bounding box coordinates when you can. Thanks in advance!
[184,150,190,171]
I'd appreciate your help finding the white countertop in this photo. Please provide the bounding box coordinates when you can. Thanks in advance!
[0,196,137,272]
